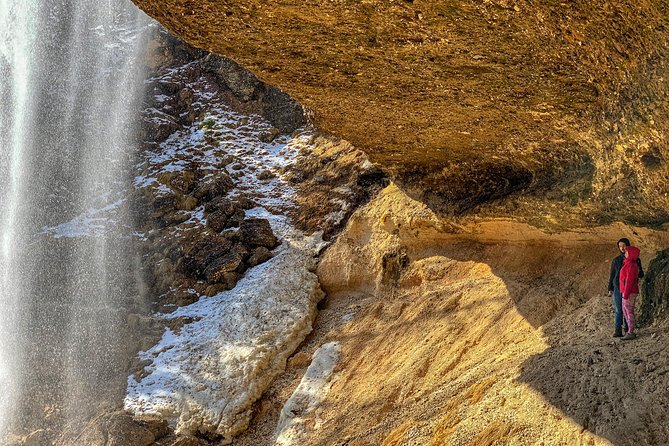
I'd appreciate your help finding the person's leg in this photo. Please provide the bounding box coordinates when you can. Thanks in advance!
[613,288,624,336]
[624,294,637,333]
[621,294,637,340]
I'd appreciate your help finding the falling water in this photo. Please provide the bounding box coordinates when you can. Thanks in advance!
[0,0,149,438]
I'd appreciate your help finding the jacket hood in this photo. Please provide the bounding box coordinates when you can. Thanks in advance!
[625,246,640,261]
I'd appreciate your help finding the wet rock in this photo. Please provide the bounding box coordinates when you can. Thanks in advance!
[193,174,234,202]
[181,235,232,277]
[24,430,48,446]
[225,208,246,229]
[142,110,181,143]
[240,218,279,249]
[152,192,177,213]
[247,246,273,267]
[204,252,244,282]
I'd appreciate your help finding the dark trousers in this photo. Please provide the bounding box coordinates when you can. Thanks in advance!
[612,288,626,330]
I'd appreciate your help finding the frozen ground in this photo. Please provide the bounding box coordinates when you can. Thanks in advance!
[125,83,331,440]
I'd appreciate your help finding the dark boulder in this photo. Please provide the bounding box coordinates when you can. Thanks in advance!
[206,210,228,232]
[204,252,244,283]
[193,174,234,203]
[181,235,232,278]
[239,218,279,249]
[247,246,273,267]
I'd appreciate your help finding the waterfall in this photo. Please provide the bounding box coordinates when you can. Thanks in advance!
[0,0,149,437]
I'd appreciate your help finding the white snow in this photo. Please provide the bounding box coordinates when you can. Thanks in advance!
[274,342,341,446]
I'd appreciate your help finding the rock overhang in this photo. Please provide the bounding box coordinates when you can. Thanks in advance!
[131,0,669,226]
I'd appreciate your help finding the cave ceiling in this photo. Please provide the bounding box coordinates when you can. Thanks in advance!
[132,0,669,226]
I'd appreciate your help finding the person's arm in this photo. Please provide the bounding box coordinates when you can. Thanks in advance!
[637,258,644,279]
[608,259,617,292]
[620,269,628,299]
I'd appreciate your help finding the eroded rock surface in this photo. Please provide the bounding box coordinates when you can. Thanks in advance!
[131,0,669,224]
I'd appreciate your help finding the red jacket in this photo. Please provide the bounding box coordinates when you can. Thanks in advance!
[619,246,640,299]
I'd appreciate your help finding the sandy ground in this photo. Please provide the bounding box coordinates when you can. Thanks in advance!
[233,183,669,446]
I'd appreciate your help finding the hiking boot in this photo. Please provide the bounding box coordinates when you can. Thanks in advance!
[613,327,623,338]
[621,332,637,341]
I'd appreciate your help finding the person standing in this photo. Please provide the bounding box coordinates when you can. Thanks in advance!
[619,246,641,340]
[607,238,644,337]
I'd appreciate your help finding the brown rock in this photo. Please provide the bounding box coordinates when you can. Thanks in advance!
[222,271,241,290]
[222,229,240,243]
[135,415,170,440]
[55,412,155,446]
[157,170,197,194]
[258,127,280,143]
[161,211,190,226]
[240,218,279,249]
[204,196,237,216]
[225,208,246,229]
[162,289,200,307]
[206,210,228,232]
[132,0,669,224]
[155,435,209,446]
[176,194,198,211]
[257,169,276,181]
[203,283,227,296]
[204,252,244,282]
[235,196,257,210]
[192,174,234,202]
[152,192,177,212]
[181,235,232,277]
[247,246,273,267]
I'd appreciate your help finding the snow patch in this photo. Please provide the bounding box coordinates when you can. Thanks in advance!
[274,342,341,446]
[124,222,324,441]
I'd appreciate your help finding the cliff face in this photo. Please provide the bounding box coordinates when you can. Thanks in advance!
[131,0,669,225]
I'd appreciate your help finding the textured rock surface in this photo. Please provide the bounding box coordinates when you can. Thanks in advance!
[131,0,669,223]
